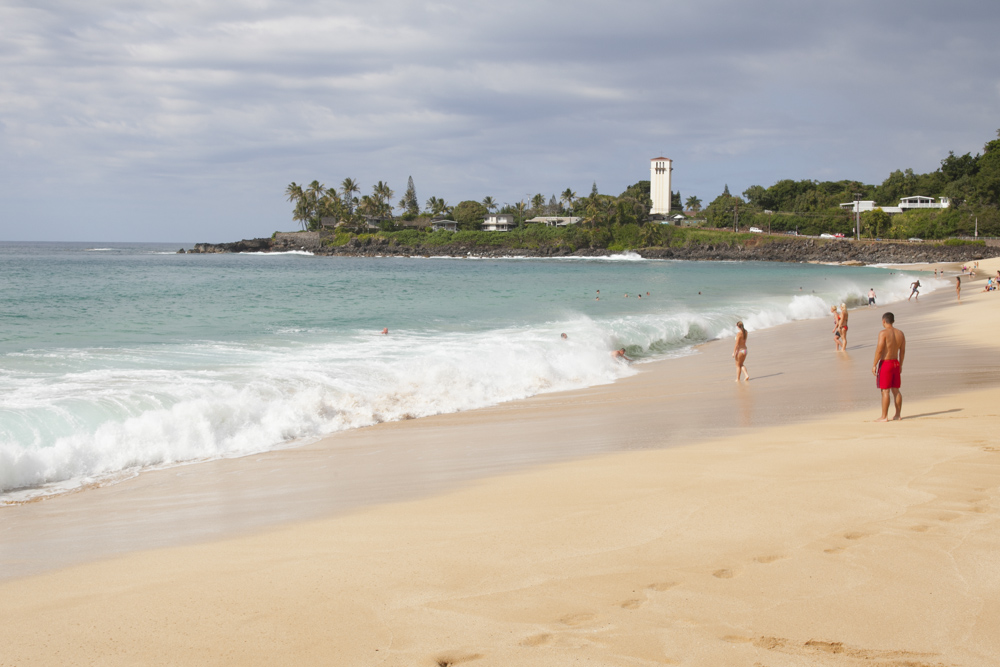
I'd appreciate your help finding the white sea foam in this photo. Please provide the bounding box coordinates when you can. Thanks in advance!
[0,265,931,501]
[238,250,315,256]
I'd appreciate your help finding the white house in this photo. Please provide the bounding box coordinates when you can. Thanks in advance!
[839,200,878,213]
[840,195,950,216]
[431,219,458,232]
[899,196,950,210]
[650,157,673,216]
[482,213,516,232]
[526,216,581,227]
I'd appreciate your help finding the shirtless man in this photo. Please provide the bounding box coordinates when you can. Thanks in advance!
[872,312,905,422]
[612,348,632,362]
[908,280,920,301]
[838,303,849,349]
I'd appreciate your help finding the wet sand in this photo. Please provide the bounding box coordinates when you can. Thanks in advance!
[2,259,999,665]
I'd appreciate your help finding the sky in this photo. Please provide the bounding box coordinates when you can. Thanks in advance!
[1,0,998,242]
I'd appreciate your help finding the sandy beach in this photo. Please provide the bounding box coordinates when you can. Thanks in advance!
[2,258,999,666]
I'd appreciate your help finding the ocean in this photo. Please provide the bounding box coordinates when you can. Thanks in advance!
[0,241,940,500]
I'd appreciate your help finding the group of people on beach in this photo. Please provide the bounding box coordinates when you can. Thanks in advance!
[830,303,851,351]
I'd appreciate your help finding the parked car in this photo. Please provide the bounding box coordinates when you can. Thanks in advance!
[785,230,798,235]
[833,233,845,238]
[908,237,923,242]
[819,233,836,239]
[749,227,763,233]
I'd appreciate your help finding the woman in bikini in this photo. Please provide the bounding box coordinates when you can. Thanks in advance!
[733,321,749,382]
[831,305,842,351]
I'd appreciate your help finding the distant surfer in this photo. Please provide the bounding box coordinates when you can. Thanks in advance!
[560,333,568,340]
[381,328,388,335]
[873,312,905,421]
[908,280,920,301]
[612,348,632,362]
[733,321,749,382]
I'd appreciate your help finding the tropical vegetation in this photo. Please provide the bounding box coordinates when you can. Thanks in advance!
[285,129,1000,241]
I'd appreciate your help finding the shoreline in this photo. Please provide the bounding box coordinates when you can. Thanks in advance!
[0,258,957,507]
[1,260,997,581]
[2,258,999,664]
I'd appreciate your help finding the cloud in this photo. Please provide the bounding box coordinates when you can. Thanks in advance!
[0,0,998,240]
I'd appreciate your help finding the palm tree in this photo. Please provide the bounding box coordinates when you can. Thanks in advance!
[481,196,497,213]
[285,182,304,205]
[531,193,545,213]
[340,178,360,215]
[425,196,451,217]
[560,188,577,214]
[514,200,528,227]
[685,195,702,213]
[372,181,394,218]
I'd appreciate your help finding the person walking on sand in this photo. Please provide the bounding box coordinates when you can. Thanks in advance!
[956,276,961,302]
[839,303,849,349]
[908,280,921,301]
[873,312,905,421]
[733,321,749,382]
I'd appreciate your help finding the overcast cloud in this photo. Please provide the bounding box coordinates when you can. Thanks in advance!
[1,0,998,242]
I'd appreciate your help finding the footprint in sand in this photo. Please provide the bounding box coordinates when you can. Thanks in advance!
[620,598,644,609]
[843,531,868,540]
[559,612,596,627]
[648,581,679,592]
[434,653,484,666]
[824,546,845,554]
[754,554,785,564]
[520,634,552,647]
[713,568,735,579]
[910,524,931,532]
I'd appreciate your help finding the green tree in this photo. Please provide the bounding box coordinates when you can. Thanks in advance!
[481,196,498,213]
[531,193,546,214]
[452,200,488,230]
[974,130,1000,207]
[340,178,360,216]
[560,188,577,213]
[685,195,702,212]
[401,176,419,216]
[861,208,892,238]
[372,181,394,218]
[425,196,451,217]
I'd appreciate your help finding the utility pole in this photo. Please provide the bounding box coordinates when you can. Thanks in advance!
[854,193,862,240]
[733,204,739,232]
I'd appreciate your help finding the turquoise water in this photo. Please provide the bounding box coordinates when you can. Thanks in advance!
[0,242,933,499]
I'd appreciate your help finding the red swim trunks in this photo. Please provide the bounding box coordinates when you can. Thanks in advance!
[877,359,901,389]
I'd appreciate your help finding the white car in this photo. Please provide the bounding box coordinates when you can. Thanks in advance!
[749,227,763,233]
[819,233,836,239]
[908,237,923,242]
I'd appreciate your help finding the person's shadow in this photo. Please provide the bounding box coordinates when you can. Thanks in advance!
[901,409,962,420]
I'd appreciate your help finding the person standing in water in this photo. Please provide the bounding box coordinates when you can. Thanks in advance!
[873,312,905,421]
[839,303,849,349]
[868,288,876,307]
[831,306,842,351]
[956,276,961,302]
[733,321,749,382]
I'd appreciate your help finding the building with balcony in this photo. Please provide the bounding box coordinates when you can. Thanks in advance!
[482,213,517,232]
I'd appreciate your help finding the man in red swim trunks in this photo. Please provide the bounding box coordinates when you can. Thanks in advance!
[872,312,906,421]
